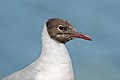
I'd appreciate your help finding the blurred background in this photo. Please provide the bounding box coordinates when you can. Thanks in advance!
[0,0,120,80]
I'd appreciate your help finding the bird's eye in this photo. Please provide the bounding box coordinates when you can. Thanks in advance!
[58,25,66,31]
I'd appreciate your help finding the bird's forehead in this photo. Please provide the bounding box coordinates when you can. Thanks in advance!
[46,18,72,27]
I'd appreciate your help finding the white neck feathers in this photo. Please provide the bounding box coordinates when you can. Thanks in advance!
[35,24,74,80]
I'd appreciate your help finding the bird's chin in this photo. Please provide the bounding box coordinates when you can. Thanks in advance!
[53,34,72,43]
[67,36,76,41]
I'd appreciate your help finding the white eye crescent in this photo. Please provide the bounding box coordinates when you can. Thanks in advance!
[58,25,66,31]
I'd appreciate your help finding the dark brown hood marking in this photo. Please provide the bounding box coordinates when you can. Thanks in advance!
[46,18,92,43]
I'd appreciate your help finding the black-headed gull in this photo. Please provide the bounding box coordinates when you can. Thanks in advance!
[3,18,92,80]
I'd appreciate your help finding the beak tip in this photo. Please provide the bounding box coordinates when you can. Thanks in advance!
[84,37,92,41]
[88,38,92,41]
[81,34,92,41]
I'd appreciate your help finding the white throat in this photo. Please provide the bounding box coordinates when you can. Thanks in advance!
[35,24,74,80]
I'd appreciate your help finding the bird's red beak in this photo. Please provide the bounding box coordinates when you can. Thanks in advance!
[71,32,92,41]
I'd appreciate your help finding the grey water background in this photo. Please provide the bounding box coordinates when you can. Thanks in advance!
[0,0,120,80]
